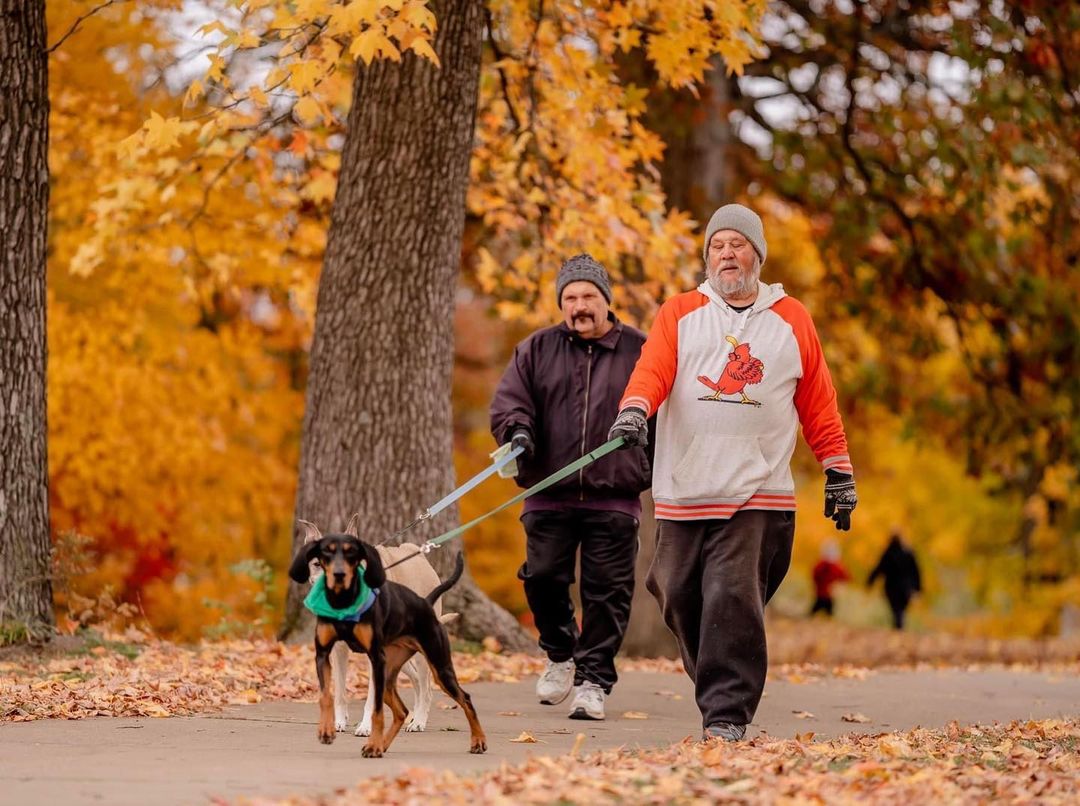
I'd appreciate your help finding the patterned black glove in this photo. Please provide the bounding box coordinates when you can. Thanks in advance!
[608,407,648,449]
[824,469,857,531]
[510,429,535,460]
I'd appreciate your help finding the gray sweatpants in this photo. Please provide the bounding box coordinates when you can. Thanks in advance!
[646,510,794,728]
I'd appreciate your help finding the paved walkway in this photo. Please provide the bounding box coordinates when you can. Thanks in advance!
[3,667,1078,804]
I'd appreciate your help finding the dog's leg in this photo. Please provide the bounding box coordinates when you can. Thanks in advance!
[314,625,337,745]
[402,655,430,732]
[418,624,487,754]
[378,644,414,752]
[332,642,350,731]
[355,655,376,736]
[362,643,387,758]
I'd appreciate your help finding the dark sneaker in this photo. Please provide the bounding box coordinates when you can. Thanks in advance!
[703,722,746,742]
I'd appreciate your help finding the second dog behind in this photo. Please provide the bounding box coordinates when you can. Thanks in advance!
[300,517,456,736]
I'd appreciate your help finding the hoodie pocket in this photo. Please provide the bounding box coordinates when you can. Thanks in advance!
[669,434,772,503]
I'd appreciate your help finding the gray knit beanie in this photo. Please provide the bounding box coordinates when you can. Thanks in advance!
[703,204,767,265]
[556,254,612,305]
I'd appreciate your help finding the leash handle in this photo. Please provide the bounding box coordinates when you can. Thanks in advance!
[381,437,625,571]
[422,436,626,550]
[381,444,524,545]
[423,444,524,519]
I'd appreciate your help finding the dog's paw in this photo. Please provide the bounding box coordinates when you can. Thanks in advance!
[353,720,372,737]
[318,728,336,745]
[335,716,350,732]
[403,715,426,732]
[469,738,487,754]
[361,742,384,758]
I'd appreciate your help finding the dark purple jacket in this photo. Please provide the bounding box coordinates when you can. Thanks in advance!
[490,314,652,509]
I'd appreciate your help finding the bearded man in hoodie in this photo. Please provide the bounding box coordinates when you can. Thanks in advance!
[607,204,858,742]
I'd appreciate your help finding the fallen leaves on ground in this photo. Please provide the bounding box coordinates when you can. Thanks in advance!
[570,732,587,757]
[509,731,539,743]
[842,712,872,724]
[0,636,690,722]
[233,718,1080,804]
[653,689,683,700]
[4,621,1078,723]
[767,617,1080,668]
[1,639,315,721]
[0,638,529,722]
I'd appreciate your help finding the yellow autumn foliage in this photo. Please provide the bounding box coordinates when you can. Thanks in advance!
[41,1,1075,644]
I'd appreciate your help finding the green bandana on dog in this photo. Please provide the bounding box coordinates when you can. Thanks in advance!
[303,575,378,622]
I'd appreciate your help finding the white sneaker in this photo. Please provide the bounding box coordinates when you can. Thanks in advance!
[567,681,605,720]
[536,659,575,705]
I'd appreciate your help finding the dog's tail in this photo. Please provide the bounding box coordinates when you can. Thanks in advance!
[426,551,465,607]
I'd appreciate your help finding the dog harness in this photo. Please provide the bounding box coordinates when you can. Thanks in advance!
[303,575,379,622]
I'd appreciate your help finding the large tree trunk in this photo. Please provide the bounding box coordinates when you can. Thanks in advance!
[655,60,736,224]
[281,0,531,650]
[0,0,53,641]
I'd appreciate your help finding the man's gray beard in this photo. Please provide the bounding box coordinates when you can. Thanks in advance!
[707,262,760,300]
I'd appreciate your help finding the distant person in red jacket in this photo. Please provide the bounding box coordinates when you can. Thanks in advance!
[809,541,849,617]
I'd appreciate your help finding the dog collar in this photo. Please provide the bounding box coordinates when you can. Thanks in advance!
[303,575,379,622]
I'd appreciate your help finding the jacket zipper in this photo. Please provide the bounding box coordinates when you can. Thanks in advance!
[579,344,593,500]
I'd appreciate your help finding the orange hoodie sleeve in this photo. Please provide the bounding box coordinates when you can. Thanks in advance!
[619,292,707,417]
[773,298,853,475]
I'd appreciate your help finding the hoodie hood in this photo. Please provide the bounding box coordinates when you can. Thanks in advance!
[697,279,787,313]
[696,280,788,341]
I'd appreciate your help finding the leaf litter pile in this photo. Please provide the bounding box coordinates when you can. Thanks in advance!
[3,626,1078,802]
[3,620,1077,722]
[1,636,549,721]
[235,719,1079,805]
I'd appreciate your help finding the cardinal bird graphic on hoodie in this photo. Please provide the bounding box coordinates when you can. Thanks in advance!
[697,336,765,406]
[617,280,852,520]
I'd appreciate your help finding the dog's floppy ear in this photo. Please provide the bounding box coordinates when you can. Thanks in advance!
[297,519,322,544]
[359,541,386,590]
[289,538,322,584]
[344,512,361,538]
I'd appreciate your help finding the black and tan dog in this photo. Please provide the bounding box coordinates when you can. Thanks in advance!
[288,532,486,757]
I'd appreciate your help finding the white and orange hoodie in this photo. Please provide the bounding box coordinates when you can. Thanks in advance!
[620,280,852,521]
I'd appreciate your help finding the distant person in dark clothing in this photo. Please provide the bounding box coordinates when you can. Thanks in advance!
[809,541,849,617]
[868,532,922,629]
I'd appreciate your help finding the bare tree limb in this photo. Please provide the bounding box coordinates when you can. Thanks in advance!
[46,0,129,54]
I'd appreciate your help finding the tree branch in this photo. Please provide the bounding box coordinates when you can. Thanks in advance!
[46,0,129,54]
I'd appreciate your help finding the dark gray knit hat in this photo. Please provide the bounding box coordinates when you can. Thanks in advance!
[703,203,767,265]
[556,254,612,304]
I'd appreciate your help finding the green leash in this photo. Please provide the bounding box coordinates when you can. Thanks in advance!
[384,436,626,570]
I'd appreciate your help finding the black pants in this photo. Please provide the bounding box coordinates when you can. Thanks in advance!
[518,509,638,693]
[646,510,794,728]
[886,589,912,630]
[809,596,834,617]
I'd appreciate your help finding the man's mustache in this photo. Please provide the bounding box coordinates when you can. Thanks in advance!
[572,312,594,321]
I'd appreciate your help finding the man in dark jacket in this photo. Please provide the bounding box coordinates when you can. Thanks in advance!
[490,254,651,721]
[868,532,922,629]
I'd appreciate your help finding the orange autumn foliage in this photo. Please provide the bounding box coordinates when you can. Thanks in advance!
[42,1,1075,644]
[48,2,311,639]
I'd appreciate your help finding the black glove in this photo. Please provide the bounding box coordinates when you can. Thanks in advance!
[824,469,857,531]
[607,407,648,449]
[509,429,535,460]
